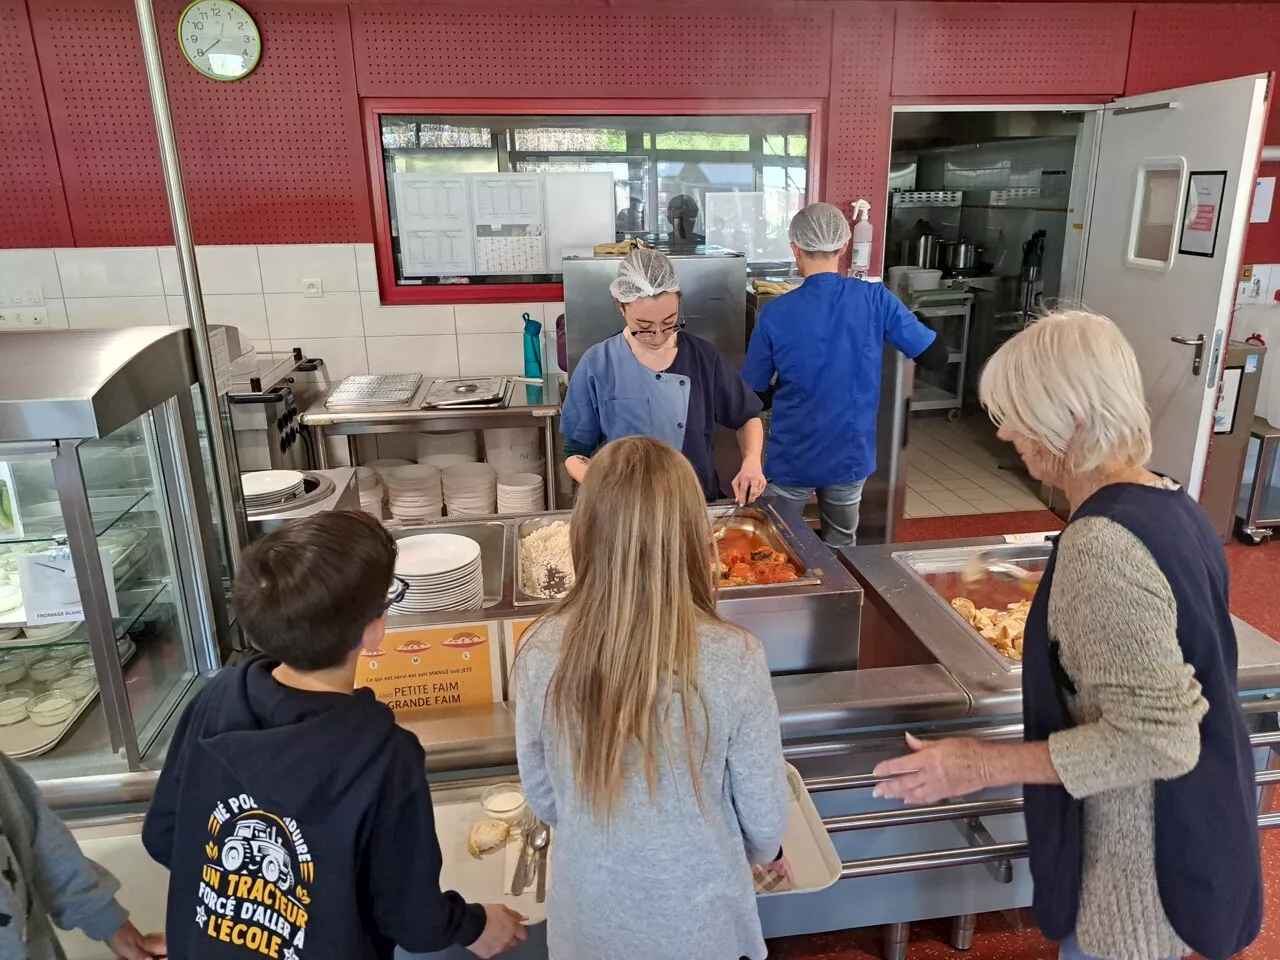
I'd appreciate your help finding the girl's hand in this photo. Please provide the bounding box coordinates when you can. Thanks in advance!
[107,922,166,959]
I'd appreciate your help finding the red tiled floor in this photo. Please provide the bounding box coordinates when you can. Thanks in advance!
[769,514,1280,959]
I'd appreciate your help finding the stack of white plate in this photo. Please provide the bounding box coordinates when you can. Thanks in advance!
[496,473,545,514]
[383,464,443,523]
[355,467,384,519]
[366,458,413,472]
[483,427,544,477]
[242,470,306,510]
[418,431,478,468]
[391,533,484,613]
[442,462,497,516]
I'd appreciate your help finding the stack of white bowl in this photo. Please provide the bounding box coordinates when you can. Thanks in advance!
[442,462,497,516]
[381,464,443,523]
[496,473,545,514]
[483,427,544,477]
[390,533,484,613]
[355,467,384,519]
[418,431,479,470]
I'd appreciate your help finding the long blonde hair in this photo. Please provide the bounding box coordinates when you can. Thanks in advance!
[545,436,719,822]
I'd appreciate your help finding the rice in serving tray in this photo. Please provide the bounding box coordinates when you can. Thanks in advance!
[520,520,575,598]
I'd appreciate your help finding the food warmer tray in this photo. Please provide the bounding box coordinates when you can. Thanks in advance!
[422,377,511,409]
[890,541,1051,675]
[325,373,423,408]
[511,505,820,607]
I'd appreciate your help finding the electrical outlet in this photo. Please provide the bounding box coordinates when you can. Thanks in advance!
[0,309,49,329]
[302,278,323,298]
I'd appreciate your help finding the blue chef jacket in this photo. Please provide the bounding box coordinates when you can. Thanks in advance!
[561,331,762,500]
[741,273,937,488]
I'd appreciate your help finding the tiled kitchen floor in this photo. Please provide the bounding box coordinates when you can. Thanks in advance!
[905,416,1046,518]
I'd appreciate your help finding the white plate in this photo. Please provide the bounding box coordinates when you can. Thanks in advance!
[395,534,482,577]
[242,470,307,499]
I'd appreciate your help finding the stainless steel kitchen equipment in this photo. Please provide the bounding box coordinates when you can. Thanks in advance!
[942,239,979,273]
[885,192,962,270]
[1238,416,1280,545]
[228,346,330,472]
[298,381,560,511]
[422,377,511,409]
[1199,340,1267,541]
[325,373,423,408]
[0,328,232,780]
[562,246,749,492]
[244,467,359,537]
[906,288,974,421]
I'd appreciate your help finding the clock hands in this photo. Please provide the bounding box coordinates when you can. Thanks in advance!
[203,39,221,55]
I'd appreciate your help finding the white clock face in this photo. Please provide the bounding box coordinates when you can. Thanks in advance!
[179,0,261,81]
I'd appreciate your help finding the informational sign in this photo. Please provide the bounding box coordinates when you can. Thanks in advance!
[1214,367,1243,435]
[1002,532,1056,544]
[1179,171,1227,258]
[355,622,501,714]
[502,618,540,701]
[1251,176,1275,224]
[16,545,119,624]
[393,174,476,276]
[0,463,23,541]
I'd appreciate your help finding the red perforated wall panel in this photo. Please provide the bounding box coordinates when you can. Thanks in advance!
[891,3,1133,98]
[1127,4,1280,144]
[0,0,73,248]
[824,2,895,274]
[158,0,372,244]
[28,0,171,246]
[350,3,832,99]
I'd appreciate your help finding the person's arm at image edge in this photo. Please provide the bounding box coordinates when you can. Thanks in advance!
[726,640,790,863]
[741,316,777,409]
[879,285,949,372]
[875,519,1206,802]
[712,349,766,502]
[513,650,558,827]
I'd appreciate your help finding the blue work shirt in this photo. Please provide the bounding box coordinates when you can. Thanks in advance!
[742,273,937,487]
[561,331,762,500]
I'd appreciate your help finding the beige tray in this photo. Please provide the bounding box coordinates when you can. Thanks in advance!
[757,763,841,897]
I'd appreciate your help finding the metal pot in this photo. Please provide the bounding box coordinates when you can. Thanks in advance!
[900,234,939,269]
[944,240,979,271]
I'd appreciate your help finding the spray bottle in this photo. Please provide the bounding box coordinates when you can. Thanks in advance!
[848,199,873,278]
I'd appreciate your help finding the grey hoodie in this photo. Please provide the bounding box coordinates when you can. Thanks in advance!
[0,752,128,960]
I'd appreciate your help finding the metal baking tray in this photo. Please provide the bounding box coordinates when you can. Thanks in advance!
[710,504,821,590]
[891,542,1050,674]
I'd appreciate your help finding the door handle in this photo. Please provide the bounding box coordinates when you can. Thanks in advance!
[1170,335,1206,376]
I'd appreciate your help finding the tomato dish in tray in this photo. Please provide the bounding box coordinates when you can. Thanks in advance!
[714,530,800,587]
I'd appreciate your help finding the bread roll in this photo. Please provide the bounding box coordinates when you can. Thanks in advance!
[468,818,510,858]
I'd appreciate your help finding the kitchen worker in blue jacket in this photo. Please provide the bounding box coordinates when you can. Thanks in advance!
[742,202,949,547]
[561,247,767,503]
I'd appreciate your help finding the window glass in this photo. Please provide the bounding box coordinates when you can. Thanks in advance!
[376,111,812,290]
[1131,165,1182,264]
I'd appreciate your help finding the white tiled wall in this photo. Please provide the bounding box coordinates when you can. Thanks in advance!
[0,244,566,381]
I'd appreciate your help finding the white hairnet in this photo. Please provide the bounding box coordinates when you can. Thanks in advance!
[609,248,681,303]
[789,202,851,253]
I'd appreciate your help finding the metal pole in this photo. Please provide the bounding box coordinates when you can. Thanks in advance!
[132,0,246,568]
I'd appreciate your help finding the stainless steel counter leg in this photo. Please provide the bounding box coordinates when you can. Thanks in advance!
[314,426,330,468]
[883,921,910,960]
[347,434,359,467]
[951,914,976,950]
[542,414,557,510]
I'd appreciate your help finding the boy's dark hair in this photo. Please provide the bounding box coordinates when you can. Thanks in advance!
[233,510,397,671]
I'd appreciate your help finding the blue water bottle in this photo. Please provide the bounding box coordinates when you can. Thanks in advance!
[522,312,544,404]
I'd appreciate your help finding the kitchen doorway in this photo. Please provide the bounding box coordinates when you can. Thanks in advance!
[885,105,1098,518]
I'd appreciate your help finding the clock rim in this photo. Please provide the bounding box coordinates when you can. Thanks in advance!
[177,0,263,83]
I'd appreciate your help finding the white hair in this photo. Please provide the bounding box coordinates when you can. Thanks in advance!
[978,309,1152,474]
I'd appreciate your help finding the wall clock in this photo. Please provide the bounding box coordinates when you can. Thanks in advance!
[178,0,262,81]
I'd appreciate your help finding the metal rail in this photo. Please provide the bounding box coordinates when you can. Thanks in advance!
[825,798,1025,832]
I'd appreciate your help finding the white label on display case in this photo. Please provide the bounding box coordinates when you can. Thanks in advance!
[1003,532,1056,544]
[16,546,119,624]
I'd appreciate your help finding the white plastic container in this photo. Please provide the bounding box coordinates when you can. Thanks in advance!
[849,199,873,276]
[906,269,943,292]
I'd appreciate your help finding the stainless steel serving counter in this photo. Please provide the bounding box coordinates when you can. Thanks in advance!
[298,380,561,509]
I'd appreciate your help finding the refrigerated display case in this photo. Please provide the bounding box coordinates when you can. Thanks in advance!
[0,328,231,790]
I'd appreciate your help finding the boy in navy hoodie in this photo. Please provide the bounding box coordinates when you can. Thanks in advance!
[142,511,526,959]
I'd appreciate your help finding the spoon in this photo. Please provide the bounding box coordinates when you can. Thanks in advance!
[713,501,748,540]
[959,550,1038,592]
[530,821,550,903]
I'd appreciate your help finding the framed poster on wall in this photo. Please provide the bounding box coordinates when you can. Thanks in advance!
[1179,171,1228,258]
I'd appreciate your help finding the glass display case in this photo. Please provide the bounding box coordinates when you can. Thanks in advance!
[0,328,231,784]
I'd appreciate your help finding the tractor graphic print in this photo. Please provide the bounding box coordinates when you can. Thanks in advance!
[219,818,296,891]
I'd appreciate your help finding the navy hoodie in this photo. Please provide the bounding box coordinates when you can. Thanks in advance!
[142,658,486,960]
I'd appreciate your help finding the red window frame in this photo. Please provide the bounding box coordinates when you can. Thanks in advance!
[363,98,825,305]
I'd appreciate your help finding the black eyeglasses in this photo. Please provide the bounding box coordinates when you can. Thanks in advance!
[630,318,686,341]
[379,576,409,614]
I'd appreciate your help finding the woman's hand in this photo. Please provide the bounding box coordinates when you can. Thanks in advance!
[732,458,767,504]
[106,922,166,959]
[871,733,990,805]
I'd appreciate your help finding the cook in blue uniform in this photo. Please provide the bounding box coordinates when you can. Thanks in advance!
[742,202,949,546]
[561,248,766,502]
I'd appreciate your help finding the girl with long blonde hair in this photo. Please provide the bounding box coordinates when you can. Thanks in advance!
[514,436,790,960]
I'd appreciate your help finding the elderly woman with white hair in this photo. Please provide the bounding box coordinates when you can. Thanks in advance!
[873,310,1262,960]
[561,247,766,502]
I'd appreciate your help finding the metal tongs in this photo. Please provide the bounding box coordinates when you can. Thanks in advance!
[712,501,748,540]
[959,549,1038,591]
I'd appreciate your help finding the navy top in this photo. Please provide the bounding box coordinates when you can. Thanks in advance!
[561,331,762,500]
[1022,484,1262,960]
[741,274,936,487]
